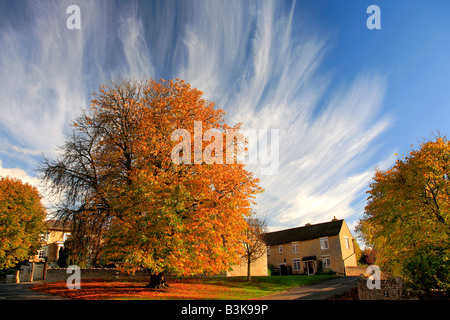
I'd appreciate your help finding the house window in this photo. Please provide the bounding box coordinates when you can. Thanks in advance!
[320,237,329,250]
[38,247,47,259]
[293,259,301,271]
[345,236,350,249]
[322,255,331,268]
[278,245,283,254]
[267,246,271,256]
[40,232,49,243]
[291,242,299,254]
[63,232,71,242]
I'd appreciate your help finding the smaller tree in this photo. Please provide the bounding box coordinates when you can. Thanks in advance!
[243,215,267,281]
[358,247,376,266]
[0,176,47,270]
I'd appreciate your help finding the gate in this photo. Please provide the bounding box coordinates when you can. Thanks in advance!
[32,263,45,281]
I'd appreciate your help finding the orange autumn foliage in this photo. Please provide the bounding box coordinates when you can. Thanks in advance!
[40,78,262,278]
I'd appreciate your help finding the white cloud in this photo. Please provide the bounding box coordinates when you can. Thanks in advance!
[0,160,55,212]
[175,0,393,229]
[0,160,40,188]
[117,3,155,78]
[0,0,394,231]
[0,1,87,155]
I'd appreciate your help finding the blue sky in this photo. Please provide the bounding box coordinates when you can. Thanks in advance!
[1,0,450,237]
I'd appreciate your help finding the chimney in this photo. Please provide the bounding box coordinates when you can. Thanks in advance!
[331,216,338,221]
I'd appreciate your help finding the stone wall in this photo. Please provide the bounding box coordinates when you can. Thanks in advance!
[45,267,149,282]
[345,266,367,277]
[0,263,41,283]
[357,275,411,300]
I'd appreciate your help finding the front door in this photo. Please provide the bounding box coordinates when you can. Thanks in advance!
[305,261,315,275]
[279,264,287,275]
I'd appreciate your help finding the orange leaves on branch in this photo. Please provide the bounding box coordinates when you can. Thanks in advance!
[49,78,262,278]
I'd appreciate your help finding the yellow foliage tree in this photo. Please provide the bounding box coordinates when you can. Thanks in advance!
[0,177,47,270]
[357,137,450,280]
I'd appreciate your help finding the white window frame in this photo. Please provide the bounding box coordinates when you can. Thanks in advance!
[293,259,301,271]
[320,237,329,250]
[345,236,350,249]
[40,232,49,243]
[267,246,271,256]
[63,232,71,242]
[38,247,47,259]
[278,245,283,254]
[322,255,331,268]
[291,242,299,254]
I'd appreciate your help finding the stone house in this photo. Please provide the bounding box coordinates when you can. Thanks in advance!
[263,218,357,275]
[34,219,71,265]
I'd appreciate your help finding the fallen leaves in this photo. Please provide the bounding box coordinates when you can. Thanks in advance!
[31,278,235,300]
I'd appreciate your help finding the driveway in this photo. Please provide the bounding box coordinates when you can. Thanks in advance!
[259,276,358,300]
[0,282,69,300]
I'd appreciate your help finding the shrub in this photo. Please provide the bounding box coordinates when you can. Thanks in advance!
[403,245,450,291]
[268,264,276,276]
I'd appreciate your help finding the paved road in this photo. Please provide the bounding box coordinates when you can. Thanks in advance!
[0,282,69,300]
[260,276,358,300]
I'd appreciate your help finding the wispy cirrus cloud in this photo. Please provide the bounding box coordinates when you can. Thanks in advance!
[0,0,154,173]
[117,3,155,79]
[0,1,86,157]
[0,0,393,229]
[174,0,393,229]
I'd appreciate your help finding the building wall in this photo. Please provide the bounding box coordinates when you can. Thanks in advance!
[338,222,358,271]
[267,238,322,274]
[32,228,70,263]
[46,229,68,261]
[227,251,268,277]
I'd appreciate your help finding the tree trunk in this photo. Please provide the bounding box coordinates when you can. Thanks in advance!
[247,255,251,281]
[146,272,168,289]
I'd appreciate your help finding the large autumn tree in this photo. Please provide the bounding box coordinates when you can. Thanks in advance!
[39,78,262,288]
[357,137,450,288]
[0,176,47,270]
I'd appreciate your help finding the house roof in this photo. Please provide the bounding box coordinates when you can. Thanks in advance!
[263,219,344,245]
[45,219,71,231]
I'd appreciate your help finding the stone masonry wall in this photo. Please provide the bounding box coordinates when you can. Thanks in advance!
[345,266,367,277]
[357,275,410,300]
[46,267,149,282]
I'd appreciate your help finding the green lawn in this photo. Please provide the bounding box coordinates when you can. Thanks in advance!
[192,275,338,299]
